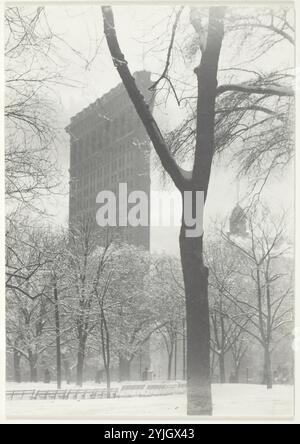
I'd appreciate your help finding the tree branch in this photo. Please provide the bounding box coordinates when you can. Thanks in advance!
[149,7,184,92]
[216,84,294,97]
[216,105,279,117]
[101,6,187,191]
[192,7,226,192]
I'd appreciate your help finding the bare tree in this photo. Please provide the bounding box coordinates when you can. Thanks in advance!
[102,4,226,415]
[111,246,161,382]
[150,255,185,381]
[166,8,294,200]
[89,244,153,388]
[4,7,67,209]
[6,289,54,382]
[63,224,113,387]
[230,333,249,383]
[222,207,293,388]
[101,5,294,414]
[206,240,250,383]
[91,246,116,397]
[6,221,71,385]
[44,232,72,390]
[6,217,53,302]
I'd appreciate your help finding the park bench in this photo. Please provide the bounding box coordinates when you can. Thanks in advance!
[6,390,36,400]
[66,389,89,400]
[110,388,118,398]
[6,384,181,401]
[176,382,187,394]
[145,384,169,396]
[55,390,69,400]
[34,390,69,400]
[6,391,13,400]
[119,384,146,397]
[6,388,119,401]
[90,388,118,399]
[79,389,98,399]
[65,388,118,400]
[34,390,49,400]
[145,383,179,396]
[164,384,179,395]
[84,389,107,399]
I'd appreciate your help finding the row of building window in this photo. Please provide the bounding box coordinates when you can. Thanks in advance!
[70,111,137,165]
[70,177,138,214]
[70,164,137,194]
[71,142,138,178]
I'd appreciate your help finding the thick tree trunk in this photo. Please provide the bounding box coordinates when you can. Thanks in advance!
[101,5,225,417]
[105,367,111,399]
[234,363,240,383]
[119,356,131,381]
[63,359,71,385]
[30,366,38,383]
[174,334,178,380]
[76,344,85,387]
[13,349,22,383]
[100,313,111,397]
[54,285,62,390]
[180,230,212,415]
[28,352,38,382]
[168,351,173,381]
[219,352,226,384]
[263,347,273,389]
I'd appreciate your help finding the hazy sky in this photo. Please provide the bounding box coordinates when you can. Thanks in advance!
[36,5,294,255]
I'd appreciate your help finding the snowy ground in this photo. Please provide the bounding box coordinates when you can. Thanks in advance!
[6,383,294,420]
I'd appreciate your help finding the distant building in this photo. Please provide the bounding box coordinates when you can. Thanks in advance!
[65,71,153,249]
[229,203,248,237]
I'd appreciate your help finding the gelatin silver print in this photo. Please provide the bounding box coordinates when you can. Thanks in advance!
[4,2,296,422]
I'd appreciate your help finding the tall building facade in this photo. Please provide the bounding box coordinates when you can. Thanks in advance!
[66,72,153,381]
[66,71,152,250]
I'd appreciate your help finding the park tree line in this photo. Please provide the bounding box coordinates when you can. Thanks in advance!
[6,206,294,394]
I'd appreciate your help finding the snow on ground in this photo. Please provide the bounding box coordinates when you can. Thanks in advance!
[6,384,294,419]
